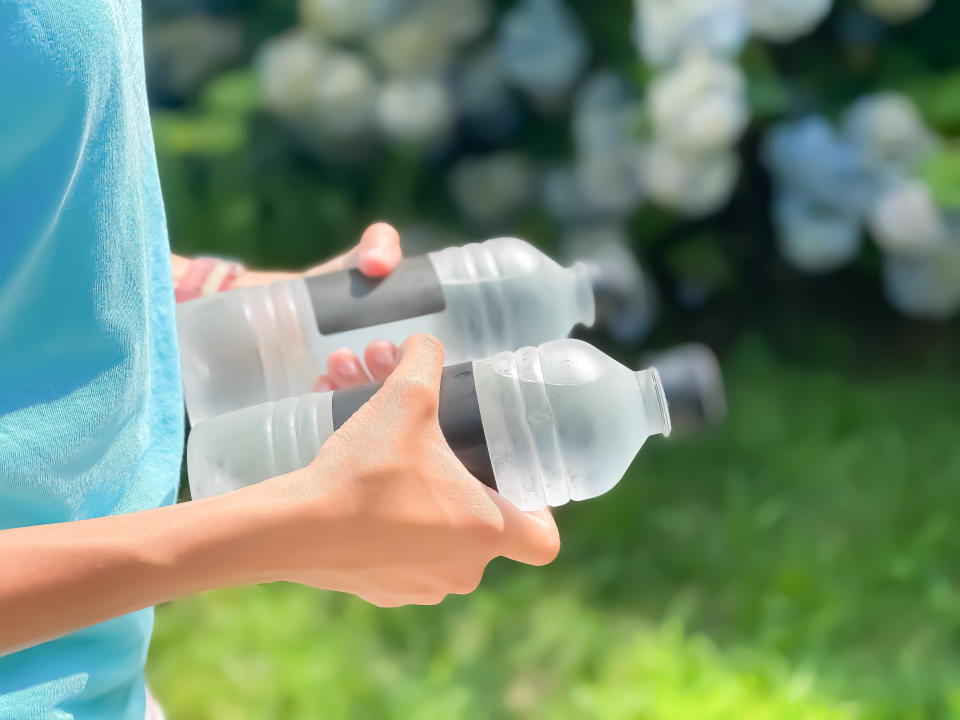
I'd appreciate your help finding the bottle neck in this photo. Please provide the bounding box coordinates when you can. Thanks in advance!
[635,368,671,438]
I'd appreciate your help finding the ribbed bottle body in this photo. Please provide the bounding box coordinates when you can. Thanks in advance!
[187,340,669,511]
[187,393,334,499]
[474,340,670,511]
[178,238,594,423]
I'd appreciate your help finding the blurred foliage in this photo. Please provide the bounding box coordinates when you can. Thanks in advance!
[150,336,960,718]
[925,146,960,209]
[146,0,960,324]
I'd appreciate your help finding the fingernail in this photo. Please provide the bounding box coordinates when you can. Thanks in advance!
[340,359,361,378]
[375,347,397,368]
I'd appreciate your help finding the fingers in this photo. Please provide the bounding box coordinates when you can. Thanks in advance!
[326,348,372,389]
[313,375,335,392]
[484,487,561,567]
[364,340,399,382]
[304,222,402,277]
[354,222,402,277]
[383,334,446,402]
[316,341,399,390]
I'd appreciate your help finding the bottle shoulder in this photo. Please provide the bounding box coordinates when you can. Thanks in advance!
[430,237,559,283]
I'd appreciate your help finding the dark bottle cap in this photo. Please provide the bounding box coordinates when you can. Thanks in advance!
[642,344,726,435]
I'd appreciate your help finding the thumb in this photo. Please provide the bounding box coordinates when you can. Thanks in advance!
[353,222,402,277]
[485,487,561,567]
[378,334,446,414]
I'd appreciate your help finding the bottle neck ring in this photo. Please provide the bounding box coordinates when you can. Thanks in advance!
[635,368,672,438]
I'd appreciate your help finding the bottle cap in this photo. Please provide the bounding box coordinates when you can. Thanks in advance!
[643,344,726,434]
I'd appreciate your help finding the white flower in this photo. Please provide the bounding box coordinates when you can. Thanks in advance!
[308,50,378,137]
[541,165,599,223]
[453,47,507,117]
[860,0,934,24]
[650,51,748,153]
[573,71,644,155]
[746,0,833,42]
[376,78,453,142]
[842,92,937,177]
[560,225,658,344]
[883,246,960,319]
[568,72,646,217]
[300,0,403,39]
[256,32,325,116]
[449,153,535,225]
[644,144,740,216]
[451,47,518,142]
[772,188,863,272]
[368,15,453,78]
[867,180,947,255]
[496,0,588,106]
[633,0,748,66]
[421,0,491,45]
[575,147,646,217]
[257,33,378,139]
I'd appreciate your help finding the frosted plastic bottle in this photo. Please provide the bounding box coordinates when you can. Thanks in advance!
[177,237,596,423]
[187,339,671,511]
[643,343,727,435]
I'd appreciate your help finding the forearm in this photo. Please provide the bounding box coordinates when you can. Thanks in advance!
[0,485,289,656]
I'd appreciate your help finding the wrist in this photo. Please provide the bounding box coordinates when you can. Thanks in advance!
[201,470,347,587]
[153,486,297,591]
[174,257,244,303]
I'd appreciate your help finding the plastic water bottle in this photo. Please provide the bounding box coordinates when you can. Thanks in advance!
[643,343,726,435]
[187,339,671,511]
[177,238,596,423]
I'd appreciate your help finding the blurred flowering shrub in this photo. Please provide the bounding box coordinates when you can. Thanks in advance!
[147,0,960,332]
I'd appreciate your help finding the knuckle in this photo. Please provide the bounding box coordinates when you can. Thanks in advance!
[471,513,506,547]
[401,333,445,366]
[453,573,483,595]
[391,375,436,409]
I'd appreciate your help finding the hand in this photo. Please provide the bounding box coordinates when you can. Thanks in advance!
[255,334,561,607]
[232,222,404,390]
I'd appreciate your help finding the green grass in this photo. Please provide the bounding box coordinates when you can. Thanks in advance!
[147,336,960,719]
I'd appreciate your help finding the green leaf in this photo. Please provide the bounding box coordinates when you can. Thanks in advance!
[904,71,960,133]
[153,111,247,156]
[200,70,261,115]
[741,42,790,119]
[923,146,960,210]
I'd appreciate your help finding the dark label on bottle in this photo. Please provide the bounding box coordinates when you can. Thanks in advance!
[305,256,446,335]
[330,362,496,489]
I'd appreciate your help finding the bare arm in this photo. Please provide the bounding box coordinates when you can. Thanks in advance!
[0,485,285,656]
[0,335,560,656]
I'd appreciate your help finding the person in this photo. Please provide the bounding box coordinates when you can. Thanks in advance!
[0,3,561,719]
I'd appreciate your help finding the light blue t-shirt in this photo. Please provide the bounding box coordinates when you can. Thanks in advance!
[0,2,184,718]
